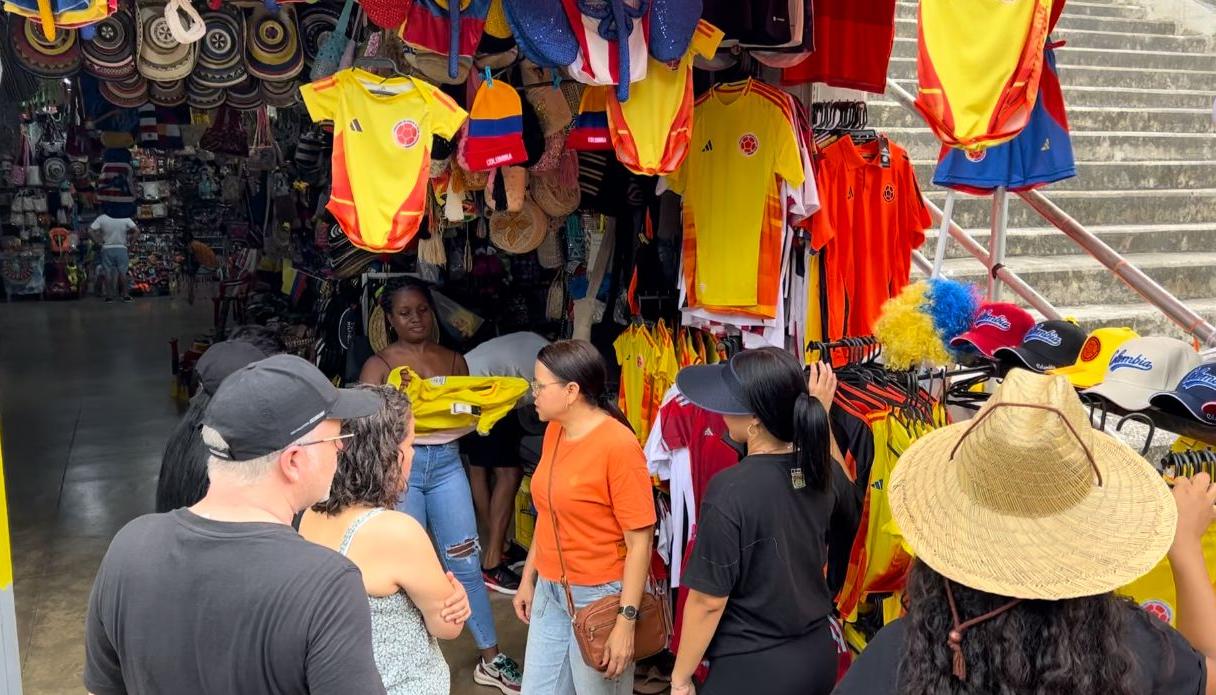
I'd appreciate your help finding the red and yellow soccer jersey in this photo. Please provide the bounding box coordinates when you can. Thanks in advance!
[670,79,804,313]
[301,69,467,253]
[606,21,723,177]
[915,0,1052,150]
[811,136,930,339]
[615,325,656,443]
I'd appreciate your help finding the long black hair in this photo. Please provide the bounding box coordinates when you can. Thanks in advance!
[897,561,1143,695]
[732,347,831,492]
[156,390,211,512]
[538,339,632,430]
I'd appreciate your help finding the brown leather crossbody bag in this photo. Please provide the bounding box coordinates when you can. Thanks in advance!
[545,430,671,671]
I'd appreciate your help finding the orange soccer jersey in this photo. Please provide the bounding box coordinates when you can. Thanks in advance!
[301,69,468,253]
[811,135,930,339]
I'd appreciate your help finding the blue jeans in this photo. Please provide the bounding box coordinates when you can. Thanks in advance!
[521,578,635,695]
[399,442,498,650]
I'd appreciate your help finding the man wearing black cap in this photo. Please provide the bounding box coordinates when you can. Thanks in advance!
[85,355,388,695]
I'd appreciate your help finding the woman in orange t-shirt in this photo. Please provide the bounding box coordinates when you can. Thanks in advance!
[514,339,656,695]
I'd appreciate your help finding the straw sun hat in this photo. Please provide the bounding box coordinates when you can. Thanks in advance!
[889,368,1176,601]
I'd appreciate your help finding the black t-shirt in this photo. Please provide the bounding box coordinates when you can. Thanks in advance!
[85,509,386,695]
[681,453,860,658]
[833,609,1207,694]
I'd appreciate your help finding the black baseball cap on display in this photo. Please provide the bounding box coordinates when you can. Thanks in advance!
[203,355,379,461]
[676,356,753,416]
[994,319,1087,373]
[196,341,269,396]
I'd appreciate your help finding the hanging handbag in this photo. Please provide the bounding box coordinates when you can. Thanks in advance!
[10,135,27,187]
[310,0,355,81]
[199,107,250,158]
[31,194,47,214]
[247,107,278,171]
[546,431,671,671]
[59,188,74,208]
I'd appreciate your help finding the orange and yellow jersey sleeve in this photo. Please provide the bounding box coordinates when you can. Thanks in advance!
[301,69,468,253]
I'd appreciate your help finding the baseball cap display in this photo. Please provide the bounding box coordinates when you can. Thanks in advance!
[948,302,1034,358]
[1050,327,1139,389]
[1082,337,1201,411]
[203,354,379,461]
[994,319,1087,373]
[195,340,268,396]
[1151,363,1216,426]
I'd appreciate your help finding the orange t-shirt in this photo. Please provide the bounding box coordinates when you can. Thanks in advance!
[532,418,656,586]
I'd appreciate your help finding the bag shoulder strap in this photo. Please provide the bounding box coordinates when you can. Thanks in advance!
[545,429,580,618]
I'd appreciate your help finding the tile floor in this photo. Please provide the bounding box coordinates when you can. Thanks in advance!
[0,296,527,694]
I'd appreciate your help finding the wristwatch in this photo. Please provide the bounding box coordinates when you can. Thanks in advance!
[618,605,639,621]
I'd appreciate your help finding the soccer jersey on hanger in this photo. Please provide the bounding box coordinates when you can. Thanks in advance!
[301,69,468,253]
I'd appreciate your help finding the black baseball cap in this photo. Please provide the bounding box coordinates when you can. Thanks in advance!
[202,355,380,461]
[676,357,752,416]
[196,341,269,396]
[994,320,1087,373]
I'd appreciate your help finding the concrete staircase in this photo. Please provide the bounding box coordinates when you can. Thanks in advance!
[876,0,1216,338]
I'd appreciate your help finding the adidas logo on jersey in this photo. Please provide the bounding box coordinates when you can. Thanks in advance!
[349,119,364,132]
[701,141,713,153]
[1041,138,1051,152]
[703,427,715,437]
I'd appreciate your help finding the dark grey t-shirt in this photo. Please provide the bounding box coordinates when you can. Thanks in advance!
[85,509,386,695]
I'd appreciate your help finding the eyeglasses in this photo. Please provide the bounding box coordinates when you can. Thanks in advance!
[530,380,566,395]
[296,433,356,449]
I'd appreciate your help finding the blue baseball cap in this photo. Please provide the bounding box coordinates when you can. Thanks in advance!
[1150,362,1216,425]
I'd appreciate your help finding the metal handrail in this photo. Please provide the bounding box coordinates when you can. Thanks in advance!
[885,77,1216,347]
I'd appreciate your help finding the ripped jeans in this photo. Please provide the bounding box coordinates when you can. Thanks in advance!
[399,442,498,650]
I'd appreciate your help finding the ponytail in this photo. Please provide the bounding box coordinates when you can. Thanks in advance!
[596,391,633,430]
[792,392,832,492]
[733,347,833,492]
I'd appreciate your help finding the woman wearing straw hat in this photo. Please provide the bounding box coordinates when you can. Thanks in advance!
[669,348,860,695]
[359,278,523,694]
[834,369,1213,695]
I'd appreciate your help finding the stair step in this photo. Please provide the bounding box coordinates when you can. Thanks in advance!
[894,15,1180,40]
[886,79,1216,109]
[1053,27,1213,52]
[886,56,1216,91]
[919,223,1216,259]
[911,161,1216,192]
[921,189,1216,227]
[930,251,1216,306]
[1054,0,1148,17]
[890,37,1216,71]
[886,127,1216,162]
[871,101,1214,132]
[1034,299,1216,340]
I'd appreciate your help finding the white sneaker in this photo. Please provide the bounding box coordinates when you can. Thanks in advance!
[473,654,522,693]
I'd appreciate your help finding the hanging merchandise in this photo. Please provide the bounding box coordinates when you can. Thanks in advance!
[994,319,1087,373]
[671,79,803,317]
[299,1,339,71]
[300,68,468,252]
[933,43,1075,193]
[1081,337,1201,413]
[186,77,226,108]
[307,0,352,80]
[948,301,1035,358]
[566,86,613,152]
[615,320,679,444]
[247,107,279,171]
[198,105,249,156]
[914,0,1053,150]
[460,76,528,171]
[226,75,264,110]
[10,18,82,78]
[148,79,187,106]
[782,0,896,93]
[193,6,247,88]
[501,0,577,68]
[136,1,198,82]
[489,198,549,255]
[246,4,304,82]
[1151,363,1216,426]
[399,0,491,79]
[164,0,205,44]
[101,73,150,107]
[81,6,138,81]
[811,134,932,340]
[1049,326,1140,389]
[604,20,721,176]
[474,0,517,68]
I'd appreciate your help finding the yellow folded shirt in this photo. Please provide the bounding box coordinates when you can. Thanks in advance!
[387,367,529,436]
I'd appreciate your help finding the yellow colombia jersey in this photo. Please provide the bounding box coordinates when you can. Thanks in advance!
[387,367,528,435]
[1118,526,1216,627]
[605,20,723,176]
[615,325,656,443]
[669,80,804,308]
[301,69,467,253]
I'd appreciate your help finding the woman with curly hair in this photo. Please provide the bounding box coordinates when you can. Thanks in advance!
[298,384,472,695]
[834,370,1213,695]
